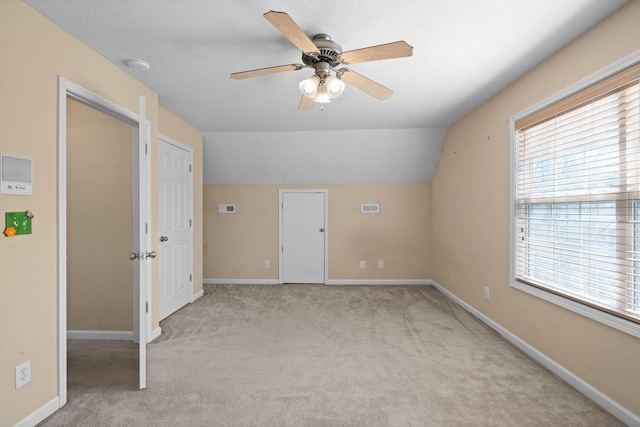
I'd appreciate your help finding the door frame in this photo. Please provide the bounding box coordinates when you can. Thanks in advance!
[278,189,328,284]
[57,76,152,405]
[158,134,194,320]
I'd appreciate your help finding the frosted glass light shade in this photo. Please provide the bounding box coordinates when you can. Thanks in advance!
[314,84,332,103]
[325,75,345,99]
[299,75,320,98]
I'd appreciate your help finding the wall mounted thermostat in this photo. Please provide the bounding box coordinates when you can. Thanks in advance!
[217,204,236,214]
[1,154,32,195]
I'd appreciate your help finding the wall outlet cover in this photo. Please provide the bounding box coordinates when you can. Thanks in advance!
[15,360,31,389]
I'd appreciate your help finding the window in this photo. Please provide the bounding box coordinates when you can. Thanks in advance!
[513,60,640,327]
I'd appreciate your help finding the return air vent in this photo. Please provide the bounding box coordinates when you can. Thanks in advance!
[361,204,380,214]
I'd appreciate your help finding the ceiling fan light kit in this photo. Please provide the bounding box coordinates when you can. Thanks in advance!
[231,10,413,111]
[299,72,345,104]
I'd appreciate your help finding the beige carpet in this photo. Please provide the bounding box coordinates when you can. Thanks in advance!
[40,284,623,426]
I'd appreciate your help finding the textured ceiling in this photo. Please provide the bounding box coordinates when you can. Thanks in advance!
[25,0,627,132]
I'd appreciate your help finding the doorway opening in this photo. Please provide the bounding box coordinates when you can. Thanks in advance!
[66,98,134,337]
[65,97,139,391]
[57,77,151,407]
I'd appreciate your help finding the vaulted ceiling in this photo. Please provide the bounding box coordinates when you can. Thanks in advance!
[25,0,627,132]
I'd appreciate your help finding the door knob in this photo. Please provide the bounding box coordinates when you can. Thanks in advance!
[128,252,139,260]
[319,228,325,232]
[160,236,169,242]
[146,251,157,259]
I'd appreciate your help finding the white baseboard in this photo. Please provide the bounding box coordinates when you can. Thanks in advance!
[203,278,280,285]
[68,328,162,344]
[191,289,204,302]
[326,279,432,286]
[430,280,640,427]
[67,330,133,341]
[14,396,59,427]
[204,279,432,286]
[149,327,162,342]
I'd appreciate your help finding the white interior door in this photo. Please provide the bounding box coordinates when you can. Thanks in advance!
[133,97,150,390]
[280,190,327,283]
[158,136,193,320]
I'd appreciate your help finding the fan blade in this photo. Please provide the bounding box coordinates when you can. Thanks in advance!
[299,95,314,111]
[263,11,318,54]
[340,41,413,64]
[230,64,302,80]
[339,69,393,101]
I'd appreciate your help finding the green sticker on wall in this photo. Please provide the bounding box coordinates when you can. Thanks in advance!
[5,212,32,235]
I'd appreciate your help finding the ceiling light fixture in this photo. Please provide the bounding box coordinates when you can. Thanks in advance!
[230,13,413,112]
[299,75,320,98]
[299,62,345,107]
[126,58,151,72]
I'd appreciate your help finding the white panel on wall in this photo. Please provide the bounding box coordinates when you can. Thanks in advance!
[202,128,447,184]
[361,204,380,213]
[217,204,236,213]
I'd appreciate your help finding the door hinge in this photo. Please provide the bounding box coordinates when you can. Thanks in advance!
[190,274,192,282]
[145,301,148,313]
[145,223,148,234]
[281,246,284,253]
[145,143,148,155]
[189,219,192,227]
[189,164,192,172]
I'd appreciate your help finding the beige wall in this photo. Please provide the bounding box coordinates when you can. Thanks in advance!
[67,98,134,331]
[431,1,640,418]
[204,183,430,281]
[0,1,202,425]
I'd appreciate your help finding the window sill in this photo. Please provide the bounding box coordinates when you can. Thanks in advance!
[511,280,640,339]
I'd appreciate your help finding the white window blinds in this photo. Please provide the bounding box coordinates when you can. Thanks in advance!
[514,63,640,323]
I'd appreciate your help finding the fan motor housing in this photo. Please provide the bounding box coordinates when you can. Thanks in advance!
[302,34,342,67]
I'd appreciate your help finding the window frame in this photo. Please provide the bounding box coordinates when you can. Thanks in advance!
[509,50,640,339]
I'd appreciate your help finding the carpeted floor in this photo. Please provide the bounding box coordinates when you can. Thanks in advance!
[40,284,623,426]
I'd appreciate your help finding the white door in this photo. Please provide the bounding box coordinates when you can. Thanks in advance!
[281,190,326,283]
[133,99,150,390]
[130,100,150,391]
[158,137,193,320]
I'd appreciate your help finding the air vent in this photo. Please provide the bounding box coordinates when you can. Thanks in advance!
[217,204,236,214]
[361,204,380,214]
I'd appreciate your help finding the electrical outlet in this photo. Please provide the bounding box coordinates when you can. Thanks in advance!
[15,360,31,389]
[359,260,365,269]
[377,260,384,269]
[264,260,270,269]
[484,286,490,300]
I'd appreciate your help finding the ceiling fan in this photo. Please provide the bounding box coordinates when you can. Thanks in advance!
[230,11,413,111]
